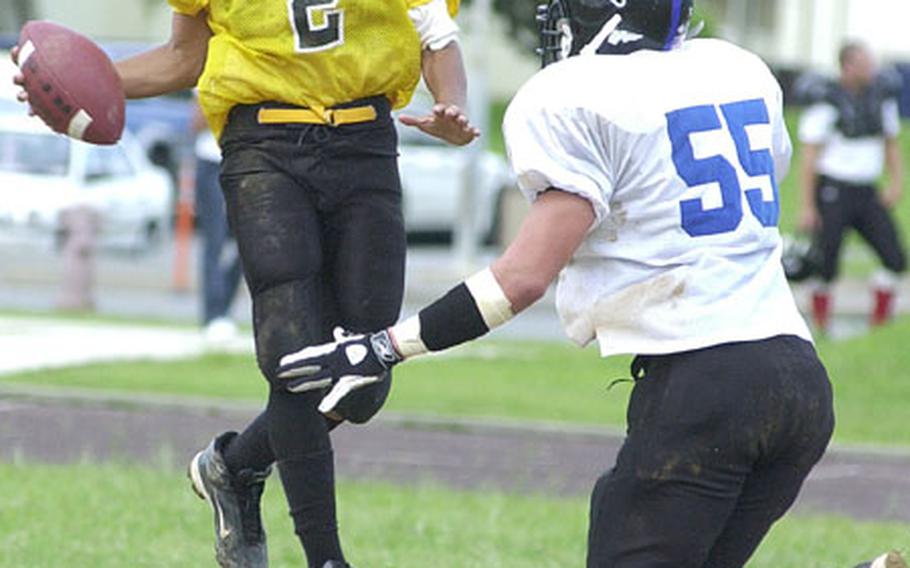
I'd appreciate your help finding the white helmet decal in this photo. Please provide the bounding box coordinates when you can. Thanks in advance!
[580,14,624,55]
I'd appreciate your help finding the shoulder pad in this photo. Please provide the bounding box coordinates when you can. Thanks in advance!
[793,72,834,106]
[876,67,903,98]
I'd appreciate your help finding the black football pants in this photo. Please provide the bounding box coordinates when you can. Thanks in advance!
[587,335,834,568]
[217,98,406,563]
[815,176,906,282]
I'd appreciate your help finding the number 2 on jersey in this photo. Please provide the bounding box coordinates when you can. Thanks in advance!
[290,0,344,53]
[666,99,779,237]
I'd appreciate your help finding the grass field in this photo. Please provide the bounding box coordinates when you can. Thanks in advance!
[0,462,906,568]
[3,319,909,565]
[4,316,910,446]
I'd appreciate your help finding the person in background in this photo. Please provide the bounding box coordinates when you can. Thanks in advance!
[798,41,906,332]
[192,97,243,344]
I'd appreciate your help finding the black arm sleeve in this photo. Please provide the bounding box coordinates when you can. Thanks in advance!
[418,282,490,351]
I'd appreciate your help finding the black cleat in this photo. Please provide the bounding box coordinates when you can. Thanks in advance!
[321,562,354,568]
[189,432,272,568]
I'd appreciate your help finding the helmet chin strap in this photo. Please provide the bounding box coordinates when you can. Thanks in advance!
[579,13,623,56]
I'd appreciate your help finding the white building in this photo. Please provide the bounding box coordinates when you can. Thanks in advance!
[1,0,173,42]
[703,0,910,71]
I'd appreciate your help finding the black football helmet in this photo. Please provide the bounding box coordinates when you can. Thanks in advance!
[537,0,695,67]
[781,234,823,283]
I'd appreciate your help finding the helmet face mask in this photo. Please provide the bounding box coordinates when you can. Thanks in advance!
[537,1,573,67]
[782,235,823,283]
[537,0,695,68]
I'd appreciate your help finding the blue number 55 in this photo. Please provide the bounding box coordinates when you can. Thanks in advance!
[666,99,779,237]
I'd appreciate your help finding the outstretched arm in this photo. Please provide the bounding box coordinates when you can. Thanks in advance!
[422,41,468,110]
[11,11,210,102]
[399,0,480,145]
[277,190,595,413]
[115,11,212,99]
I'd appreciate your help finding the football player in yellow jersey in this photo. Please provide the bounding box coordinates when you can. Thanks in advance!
[14,2,477,567]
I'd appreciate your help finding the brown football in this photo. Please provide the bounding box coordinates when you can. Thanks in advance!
[17,20,125,145]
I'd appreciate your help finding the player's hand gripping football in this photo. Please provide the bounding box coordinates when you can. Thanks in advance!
[399,103,480,146]
[9,46,32,110]
[277,327,403,414]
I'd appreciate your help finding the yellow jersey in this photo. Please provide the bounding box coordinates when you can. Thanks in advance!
[169,0,460,139]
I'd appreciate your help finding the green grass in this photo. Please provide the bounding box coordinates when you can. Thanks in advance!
[0,462,905,567]
[488,98,508,156]
[814,320,910,446]
[0,341,631,426]
[5,316,910,446]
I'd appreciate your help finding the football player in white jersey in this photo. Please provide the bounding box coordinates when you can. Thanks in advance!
[275,0,838,565]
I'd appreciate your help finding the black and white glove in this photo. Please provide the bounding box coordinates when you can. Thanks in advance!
[277,327,403,414]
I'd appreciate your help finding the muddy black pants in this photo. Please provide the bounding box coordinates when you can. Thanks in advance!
[217,97,405,563]
[587,335,834,568]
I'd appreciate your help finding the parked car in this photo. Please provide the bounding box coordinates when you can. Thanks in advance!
[2,41,194,183]
[0,109,174,252]
[396,91,518,244]
[97,42,195,182]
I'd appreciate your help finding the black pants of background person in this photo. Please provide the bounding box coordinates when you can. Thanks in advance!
[215,97,405,565]
[195,158,243,325]
[587,335,834,568]
[815,176,907,282]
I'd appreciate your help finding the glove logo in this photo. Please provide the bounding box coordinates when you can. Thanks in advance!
[344,344,368,366]
[370,330,401,366]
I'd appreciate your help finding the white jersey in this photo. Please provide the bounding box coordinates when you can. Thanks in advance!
[799,97,900,184]
[503,38,811,357]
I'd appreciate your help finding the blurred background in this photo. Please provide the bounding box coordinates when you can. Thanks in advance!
[2,3,910,567]
[0,0,910,336]
[1,0,910,333]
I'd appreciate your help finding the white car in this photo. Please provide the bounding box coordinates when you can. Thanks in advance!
[0,107,173,252]
[396,94,517,244]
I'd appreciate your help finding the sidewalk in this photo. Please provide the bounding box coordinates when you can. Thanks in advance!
[0,237,565,340]
[0,316,252,375]
[4,234,909,315]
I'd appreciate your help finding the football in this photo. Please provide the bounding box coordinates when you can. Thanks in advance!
[16,20,125,145]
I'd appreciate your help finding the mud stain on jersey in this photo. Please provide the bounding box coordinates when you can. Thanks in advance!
[603,201,628,242]
[589,271,687,331]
